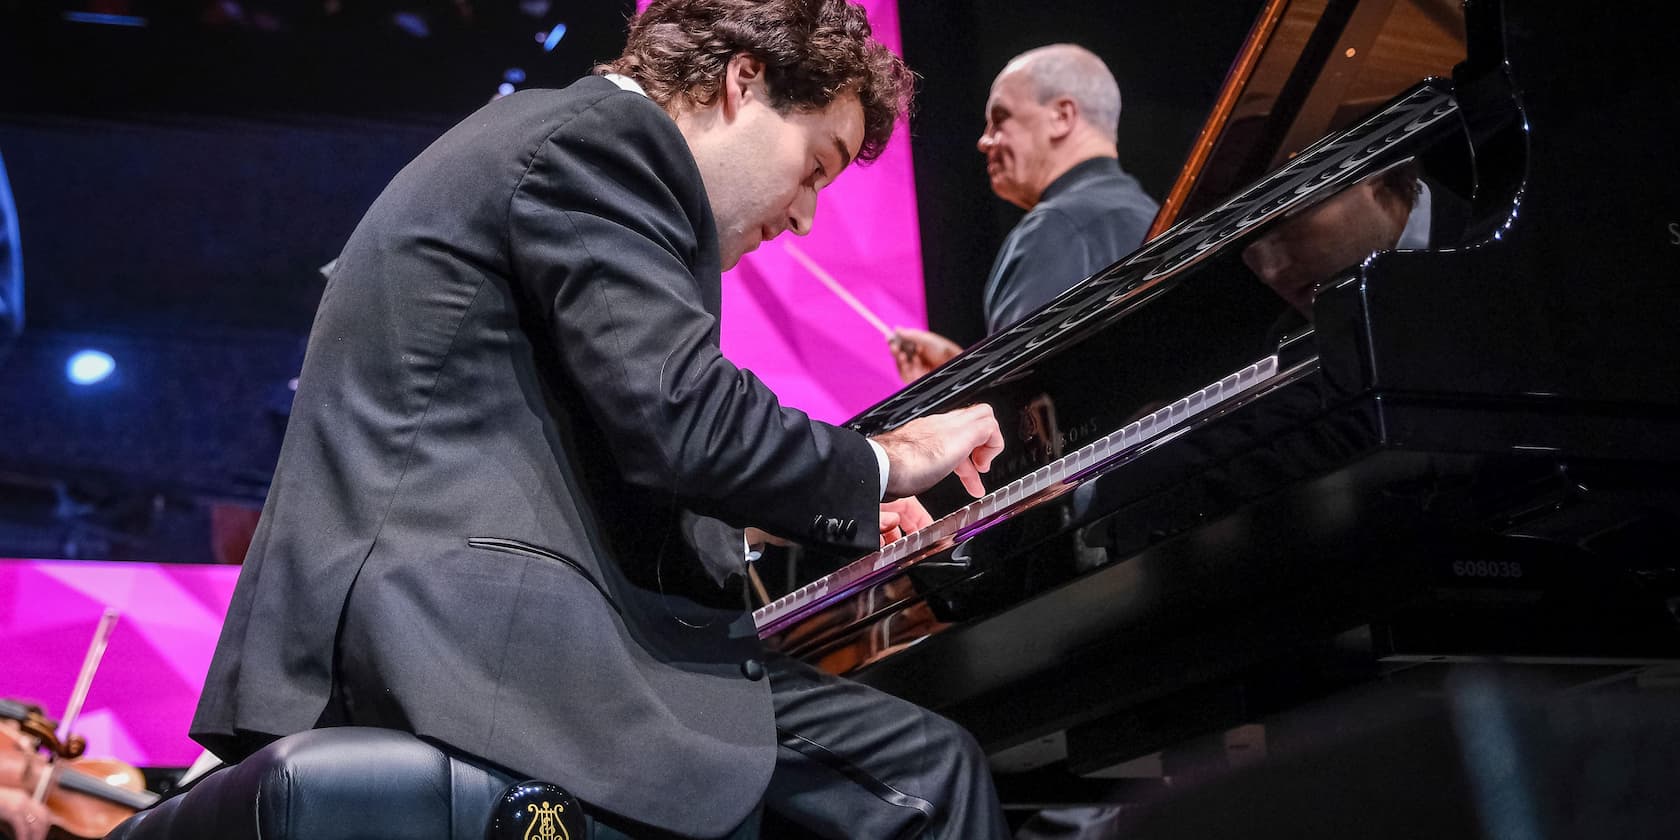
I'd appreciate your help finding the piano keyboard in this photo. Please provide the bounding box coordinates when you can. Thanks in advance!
[754,354,1282,638]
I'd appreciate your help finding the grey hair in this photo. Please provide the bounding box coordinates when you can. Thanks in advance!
[1002,44,1122,142]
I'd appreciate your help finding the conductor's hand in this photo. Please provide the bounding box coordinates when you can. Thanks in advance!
[888,327,963,383]
[873,404,1004,500]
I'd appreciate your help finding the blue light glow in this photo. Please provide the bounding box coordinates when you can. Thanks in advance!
[62,11,147,26]
[503,68,527,84]
[393,11,429,38]
[543,23,568,52]
[498,83,516,97]
[67,350,115,385]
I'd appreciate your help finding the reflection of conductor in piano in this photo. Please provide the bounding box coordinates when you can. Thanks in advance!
[889,44,1159,382]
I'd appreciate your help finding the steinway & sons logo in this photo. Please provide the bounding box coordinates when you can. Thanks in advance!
[524,800,572,840]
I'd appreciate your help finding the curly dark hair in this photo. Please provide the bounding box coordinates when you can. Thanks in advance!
[598,0,914,163]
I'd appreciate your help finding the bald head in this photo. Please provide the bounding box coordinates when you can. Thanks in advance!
[1001,44,1122,142]
[978,43,1124,208]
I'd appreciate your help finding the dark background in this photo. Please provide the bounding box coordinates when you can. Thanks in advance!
[0,0,1263,562]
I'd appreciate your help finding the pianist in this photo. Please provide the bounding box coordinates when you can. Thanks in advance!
[187,1,1012,837]
[891,44,1159,382]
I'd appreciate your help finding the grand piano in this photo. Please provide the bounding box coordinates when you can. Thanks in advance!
[759,0,1680,816]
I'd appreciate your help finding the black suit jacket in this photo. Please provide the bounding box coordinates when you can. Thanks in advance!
[191,76,880,836]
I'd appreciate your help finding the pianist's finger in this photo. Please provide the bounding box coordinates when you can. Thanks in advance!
[882,496,934,534]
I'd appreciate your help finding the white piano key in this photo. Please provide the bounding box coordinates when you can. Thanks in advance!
[955,504,976,530]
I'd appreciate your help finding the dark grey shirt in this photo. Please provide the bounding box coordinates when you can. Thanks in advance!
[982,156,1159,333]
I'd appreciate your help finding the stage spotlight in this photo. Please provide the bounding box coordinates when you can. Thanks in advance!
[67,350,115,386]
[542,23,567,52]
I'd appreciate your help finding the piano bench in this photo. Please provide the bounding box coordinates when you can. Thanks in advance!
[105,727,588,840]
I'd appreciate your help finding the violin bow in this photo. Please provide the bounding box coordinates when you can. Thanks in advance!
[781,242,894,339]
[33,607,120,803]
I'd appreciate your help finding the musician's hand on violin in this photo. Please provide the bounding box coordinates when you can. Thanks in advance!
[888,327,963,383]
[879,496,933,545]
[0,787,50,840]
[874,403,1004,500]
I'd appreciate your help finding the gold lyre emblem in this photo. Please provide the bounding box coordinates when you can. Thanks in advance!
[523,800,571,840]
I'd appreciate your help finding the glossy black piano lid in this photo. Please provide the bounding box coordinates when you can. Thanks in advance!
[957,253,1286,491]
[1317,1,1680,413]
[807,1,1680,785]
[857,78,1467,514]
[857,0,1678,517]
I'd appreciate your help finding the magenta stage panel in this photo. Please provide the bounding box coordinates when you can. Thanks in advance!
[0,558,240,767]
[642,0,924,424]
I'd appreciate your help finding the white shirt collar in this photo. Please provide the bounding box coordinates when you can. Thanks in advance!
[602,73,648,98]
[1397,181,1433,250]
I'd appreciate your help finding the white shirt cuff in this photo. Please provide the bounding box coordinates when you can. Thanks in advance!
[867,439,890,500]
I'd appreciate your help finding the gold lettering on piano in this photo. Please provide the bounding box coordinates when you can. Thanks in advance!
[1668,222,1679,245]
[524,801,572,840]
[1008,394,1104,476]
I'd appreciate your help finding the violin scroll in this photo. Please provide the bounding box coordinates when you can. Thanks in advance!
[0,700,82,760]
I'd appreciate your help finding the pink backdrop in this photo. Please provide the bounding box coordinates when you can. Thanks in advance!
[0,559,240,766]
[644,0,924,423]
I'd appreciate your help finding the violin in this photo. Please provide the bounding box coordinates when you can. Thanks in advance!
[1,702,158,840]
[1,610,159,839]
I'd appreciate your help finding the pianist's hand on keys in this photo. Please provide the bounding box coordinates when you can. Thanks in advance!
[872,403,1004,500]
[879,496,933,544]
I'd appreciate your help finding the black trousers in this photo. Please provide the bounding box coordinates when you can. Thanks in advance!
[587,652,1009,840]
[758,652,1008,839]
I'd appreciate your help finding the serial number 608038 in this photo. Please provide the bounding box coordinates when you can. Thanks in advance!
[1451,560,1525,579]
